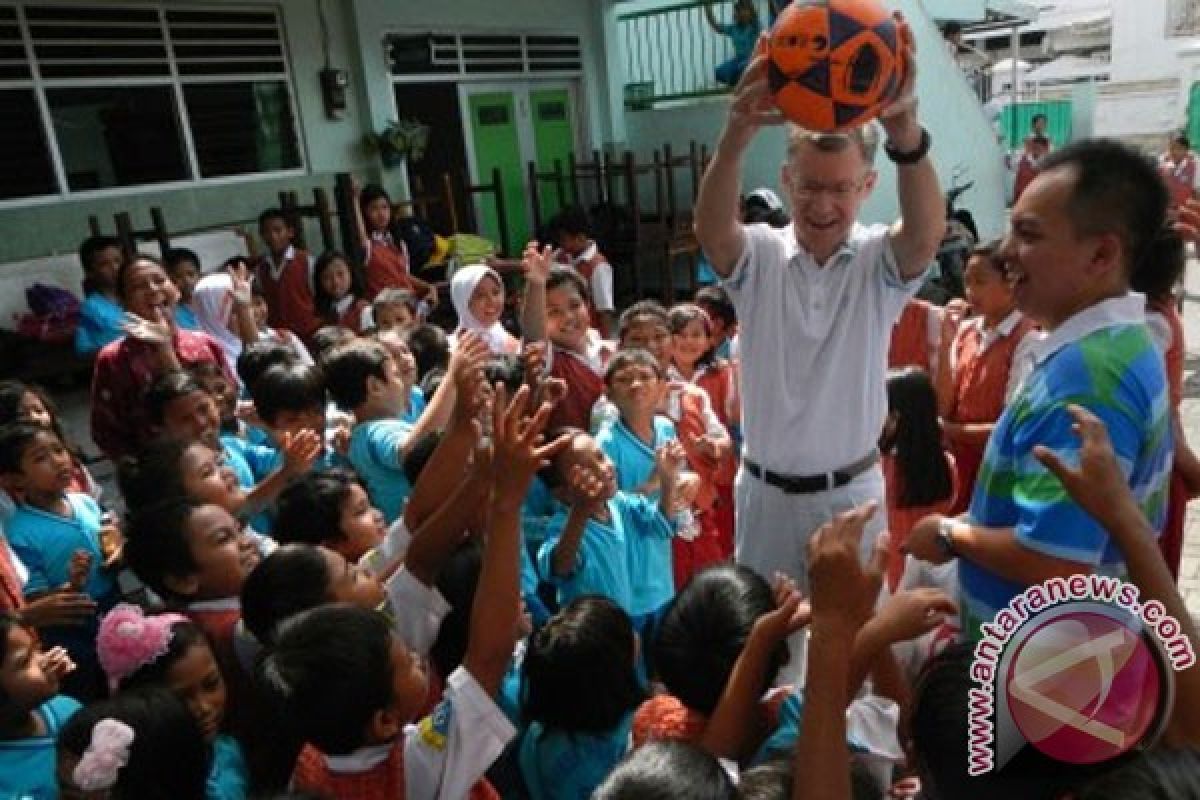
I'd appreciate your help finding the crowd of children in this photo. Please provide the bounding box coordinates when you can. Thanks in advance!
[3,124,1200,800]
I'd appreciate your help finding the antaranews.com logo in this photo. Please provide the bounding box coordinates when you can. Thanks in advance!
[967,574,1196,775]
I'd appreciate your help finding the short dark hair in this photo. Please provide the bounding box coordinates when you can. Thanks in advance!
[258,207,292,231]
[618,299,670,342]
[116,618,210,692]
[124,498,202,602]
[405,324,450,381]
[1076,748,1200,799]
[145,370,207,426]
[1032,113,1048,125]
[236,340,297,392]
[592,741,737,800]
[118,437,194,513]
[321,341,389,411]
[275,468,360,548]
[694,286,737,327]
[259,604,395,755]
[550,204,592,238]
[545,265,590,303]
[240,544,333,646]
[1172,131,1191,149]
[312,250,366,321]
[0,611,33,709]
[522,596,644,733]
[163,247,201,274]
[79,234,122,273]
[251,363,326,425]
[0,422,56,475]
[358,184,392,225]
[59,687,210,800]
[653,564,783,714]
[604,348,664,386]
[1038,138,1169,279]
[310,326,358,364]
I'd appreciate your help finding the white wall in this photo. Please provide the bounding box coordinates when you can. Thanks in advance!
[622,0,1010,241]
[1094,85,1180,137]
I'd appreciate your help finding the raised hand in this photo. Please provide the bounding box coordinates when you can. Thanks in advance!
[754,572,812,643]
[449,330,490,382]
[522,241,556,286]
[121,311,172,346]
[727,47,787,140]
[807,502,880,630]
[870,587,957,645]
[20,589,96,628]
[281,429,323,477]
[492,384,571,501]
[879,13,918,122]
[567,463,610,512]
[654,440,687,486]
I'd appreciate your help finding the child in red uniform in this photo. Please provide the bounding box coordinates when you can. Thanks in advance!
[668,303,739,558]
[935,241,1038,513]
[313,250,370,334]
[551,205,616,337]
[352,182,440,306]
[888,298,942,372]
[255,209,321,342]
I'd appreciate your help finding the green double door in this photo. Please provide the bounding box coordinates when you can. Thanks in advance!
[463,83,579,254]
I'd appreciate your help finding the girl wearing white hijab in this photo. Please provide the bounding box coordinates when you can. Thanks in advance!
[449,262,519,355]
[191,270,258,369]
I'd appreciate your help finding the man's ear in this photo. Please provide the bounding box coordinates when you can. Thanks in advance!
[163,572,200,600]
[1087,231,1124,281]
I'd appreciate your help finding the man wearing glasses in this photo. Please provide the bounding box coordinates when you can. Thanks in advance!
[694,34,944,605]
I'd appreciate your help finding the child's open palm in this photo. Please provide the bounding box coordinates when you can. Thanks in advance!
[521,241,555,286]
[491,384,570,499]
[654,440,687,484]
[281,429,323,477]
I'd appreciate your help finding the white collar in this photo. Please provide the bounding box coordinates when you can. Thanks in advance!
[333,295,354,316]
[786,222,864,269]
[187,596,241,612]
[321,742,394,774]
[973,309,1024,338]
[1030,292,1145,366]
[572,242,598,264]
[267,245,296,279]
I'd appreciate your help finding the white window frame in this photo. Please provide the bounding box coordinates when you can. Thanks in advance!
[0,1,307,210]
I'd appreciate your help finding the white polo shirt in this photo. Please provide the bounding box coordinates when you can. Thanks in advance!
[722,221,923,474]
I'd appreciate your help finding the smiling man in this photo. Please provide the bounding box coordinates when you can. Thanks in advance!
[905,139,1175,642]
[693,28,944,593]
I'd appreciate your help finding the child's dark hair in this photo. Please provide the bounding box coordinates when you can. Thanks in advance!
[522,596,643,733]
[241,544,334,645]
[236,340,297,392]
[1131,228,1186,303]
[883,368,954,508]
[694,286,736,329]
[1075,747,1200,800]
[592,740,737,800]
[357,184,392,230]
[618,299,669,342]
[58,687,210,800]
[258,603,395,755]
[545,265,590,303]
[968,239,1006,274]
[550,204,592,238]
[536,426,585,490]
[402,430,443,486]
[0,380,72,453]
[322,341,389,411]
[275,468,360,549]
[116,254,168,305]
[145,370,208,427]
[652,564,783,715]
[124,498,203,602]
[79,234,123,274]
[258,208,292,232]
[251,363,326,425]
[484,354,525,395]
[116,618,211,692]
[0,422,56,475]
[118,437,194,513]
[405,324,450,381]
[429,539,482,680]
[668,304,718,369]
[604,348,664,386]
[163,247,201,275]
[310,326,358,364]
[312,250,366,322]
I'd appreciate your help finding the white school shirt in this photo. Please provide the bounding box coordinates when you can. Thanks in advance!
[721,222,925,474]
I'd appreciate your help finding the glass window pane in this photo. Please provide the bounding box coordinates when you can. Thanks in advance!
[46,86,188,191]
[0,89,57,199]
[183,81,301,178]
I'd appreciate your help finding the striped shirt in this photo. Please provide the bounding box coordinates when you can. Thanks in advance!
[959,293,1172,640]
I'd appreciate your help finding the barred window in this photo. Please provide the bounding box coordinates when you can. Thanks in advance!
[1166,0,1200,37]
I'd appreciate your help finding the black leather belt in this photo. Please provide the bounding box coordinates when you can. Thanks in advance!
[743,451,880,495]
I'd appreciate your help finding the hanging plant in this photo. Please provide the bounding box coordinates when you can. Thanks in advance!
[365,118,432,168]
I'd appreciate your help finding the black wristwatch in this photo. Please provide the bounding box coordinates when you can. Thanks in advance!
[884,127,931,165]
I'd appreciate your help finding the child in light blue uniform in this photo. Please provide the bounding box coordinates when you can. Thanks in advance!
[0,611,82,800]
[73,235,126,356]
[536,429,679,625]
[165,247,204,332]
[1,424,117,699]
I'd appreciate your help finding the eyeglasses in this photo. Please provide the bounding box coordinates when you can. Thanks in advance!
[790,175,870,200]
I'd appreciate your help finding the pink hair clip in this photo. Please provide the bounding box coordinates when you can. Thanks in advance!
[73,718,135,790]
[96,604,188,692]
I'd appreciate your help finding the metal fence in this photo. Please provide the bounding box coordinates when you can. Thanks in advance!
[618,0,743,109]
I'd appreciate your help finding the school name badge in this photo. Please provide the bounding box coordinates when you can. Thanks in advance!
[966,574,1196,775]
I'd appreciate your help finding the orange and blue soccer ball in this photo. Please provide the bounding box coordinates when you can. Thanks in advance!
[766,0,906,132]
